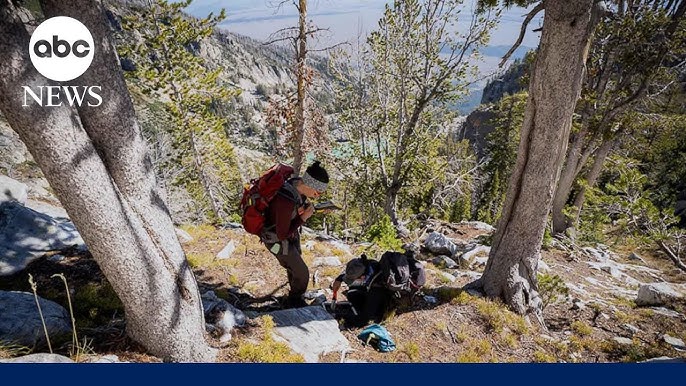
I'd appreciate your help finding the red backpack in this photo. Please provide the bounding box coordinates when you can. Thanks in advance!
[240,163,295,236]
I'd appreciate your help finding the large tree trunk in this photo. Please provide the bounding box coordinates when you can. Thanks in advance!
[292,0,307,175]
[475,0,598,320]
[384,184,400,226]
[0,0,215,361]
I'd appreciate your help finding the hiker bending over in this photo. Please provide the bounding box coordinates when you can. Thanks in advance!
[331,254,392,327]
[261,161,329,308]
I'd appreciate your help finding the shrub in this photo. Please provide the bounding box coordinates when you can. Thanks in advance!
[538,273,569,310]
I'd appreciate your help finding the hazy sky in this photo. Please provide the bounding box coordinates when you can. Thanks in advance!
[183,0,543,49]
[180,1,543,82]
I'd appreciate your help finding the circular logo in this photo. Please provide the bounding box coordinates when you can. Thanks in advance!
[29,16,95,82]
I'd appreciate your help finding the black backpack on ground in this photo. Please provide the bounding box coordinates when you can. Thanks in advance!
[379,251,412,293]
[378,251,426,294]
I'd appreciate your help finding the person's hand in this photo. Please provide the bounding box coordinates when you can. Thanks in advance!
[299,203,315,221]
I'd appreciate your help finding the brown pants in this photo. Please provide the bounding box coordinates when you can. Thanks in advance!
[266,238,308,299]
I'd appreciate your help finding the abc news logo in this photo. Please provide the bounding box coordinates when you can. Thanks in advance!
[24,16,102,107]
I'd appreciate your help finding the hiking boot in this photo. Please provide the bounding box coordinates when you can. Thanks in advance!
[282,296,308,309]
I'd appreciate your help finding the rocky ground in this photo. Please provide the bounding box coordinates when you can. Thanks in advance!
[2,173,686,363]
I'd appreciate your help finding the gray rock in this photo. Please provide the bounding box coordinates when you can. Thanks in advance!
[459,245,491,269]
[622,324,641,335]
[224,222,243,229]
[0,291,71,347]
[437,271,456,283]
[0,353,73,363]
[459,221,494,232]
[650,307,683,318]
[325,240,353,256]
[175,228,193,244]
[0,175,28,204]
[24,178,56,202]
[662,335,686,351]
[628,252,646,264]
[612,337,634,346]
[571,298,586,311]
[0,201,84,276]
[424,232,458,256]
[312,256,342,268]
[82,354,126,363]
[640,356,686,363]
[201,291,246,342]
[267,305,350,363]
[432,255,458,269]
[216,240,236,260]
[636,282,682,306]
[25,200,69,219]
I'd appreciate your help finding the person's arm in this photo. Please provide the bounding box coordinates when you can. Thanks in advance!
[271,196,304,240]
[332,274,345,300]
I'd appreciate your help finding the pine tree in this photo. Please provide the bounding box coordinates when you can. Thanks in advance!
[118,0,242,223]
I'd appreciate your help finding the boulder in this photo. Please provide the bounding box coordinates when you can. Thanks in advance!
[81,354,126,363]
[25,200,69,219]
[0,353,73,363]
[424,232,458,256]
[662,335,686,351]
[459,221,494,232]
[312,256,342,268]
[612,337,634,346]
[459,245,491,269]
[267,305,350,363]
[432,255,458,269]
[635,283,682,306]
[0,175,28,204]
[216,240,236,260]
[0,201,84,276]
[175,228,193,244]
[0,291,71,347]
[201,291,246,343]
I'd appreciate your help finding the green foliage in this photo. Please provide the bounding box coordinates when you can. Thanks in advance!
[73,282,124,328]
[537,273,569,310]
[475,92,527,223]
[118,0,242,223]
[365,215,403,251]
[331,0,498,227]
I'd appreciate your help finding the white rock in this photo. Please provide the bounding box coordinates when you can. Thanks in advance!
[662,335,686,351]
[459,245,491,268]
[304,240,316,251]
[0,353,73,363]
[0,175,28,204]
[622,324,641,335]
[216,240,236,260]
[650,307,683,318]
[0,201,84,276]
[636,282,682,306]
[267,305,350,363]
[312,256,342,268]
[613,337,634,346]
[175,228,193,244]
[459,221,495,232]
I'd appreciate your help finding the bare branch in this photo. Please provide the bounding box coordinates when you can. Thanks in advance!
[500,2,544,67]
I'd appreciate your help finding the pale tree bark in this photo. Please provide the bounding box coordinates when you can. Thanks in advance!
[292,0,307,175]
[473,0,599,321]
[0,0,215,361]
